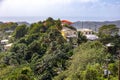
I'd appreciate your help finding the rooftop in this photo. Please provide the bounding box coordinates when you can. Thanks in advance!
[61,20,73,25]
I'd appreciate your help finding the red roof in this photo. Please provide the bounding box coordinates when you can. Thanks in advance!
[61,20,73,25]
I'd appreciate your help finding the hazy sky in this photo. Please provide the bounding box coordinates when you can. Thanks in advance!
[0,0,120,21]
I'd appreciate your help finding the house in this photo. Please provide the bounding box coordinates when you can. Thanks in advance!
[4,43,13,50]
[0,39,9,45]
[106,43,114,47]
[61,27,77,40]
[61,20,77,40]
[5,30,13,33]
[77,28,98,40]
[77,28,93,35]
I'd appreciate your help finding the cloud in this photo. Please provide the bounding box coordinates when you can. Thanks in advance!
[0,0,3,3]
[0,0,72,16]
[0,0,4,6]
[0,0,120,21]
[76,0,99,3]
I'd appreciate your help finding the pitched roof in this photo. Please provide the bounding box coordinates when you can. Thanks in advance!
[61,20,73,25]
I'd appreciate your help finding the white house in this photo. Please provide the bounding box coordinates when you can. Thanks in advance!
[4,43,13,50]
[5,30,13,33]
[77,28,98,40]
[0,39,9,45]
[77,28,93,35]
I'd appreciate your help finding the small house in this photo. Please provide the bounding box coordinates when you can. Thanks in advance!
[77,28,93,35]
[77,28,98,40]
[61,27,77,39]
[0,39,9,45]
[4,43,13,50]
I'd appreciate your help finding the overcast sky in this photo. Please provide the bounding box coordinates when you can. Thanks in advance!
[0,0,120,21]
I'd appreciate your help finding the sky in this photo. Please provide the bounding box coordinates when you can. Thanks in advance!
[0,0,120,21]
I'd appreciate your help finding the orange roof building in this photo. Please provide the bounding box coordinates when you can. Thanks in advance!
[61,20,73,25]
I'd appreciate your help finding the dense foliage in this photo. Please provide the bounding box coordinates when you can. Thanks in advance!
[98,24,119,44]
[0,18,74,80]
[0,18,119,80]
[54,41,118,80]
[0,22,18,39]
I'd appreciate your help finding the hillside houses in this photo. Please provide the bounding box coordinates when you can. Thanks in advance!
[61,20,98,41]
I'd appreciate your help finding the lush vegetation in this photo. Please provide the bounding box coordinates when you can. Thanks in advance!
[0,18,119,80]
[0,22,17,39]
[54,41,118,80]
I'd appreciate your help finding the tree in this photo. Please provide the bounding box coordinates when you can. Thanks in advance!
[28,23,45,34]
[9,43,28,64]
[98,24,119,44]
[45,17,55,27]
[0,17,75,80]
[84,68,98,80]
[13,24,27,40]
[28,40,41,54]
[99,24,119,37]
[0,22,18,31]
[77,31,87,45]
[55,19,62,30]
[56,41,108,80]
[17,74,30,80]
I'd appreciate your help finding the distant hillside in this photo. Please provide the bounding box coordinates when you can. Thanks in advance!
[16,21,30,26]
[72,20,120,31]
[0,22,3,24]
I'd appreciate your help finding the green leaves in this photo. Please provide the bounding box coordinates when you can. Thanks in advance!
[98,24,119,44]
[77,31,87,45]
[99,24,119,36]
[0,18,80,79]
[13,24,28,40]
[29,23,45,34]
[55,41,107,80]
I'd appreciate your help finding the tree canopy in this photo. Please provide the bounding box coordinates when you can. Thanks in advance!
[98,24,119,44]
[13,24,28,40]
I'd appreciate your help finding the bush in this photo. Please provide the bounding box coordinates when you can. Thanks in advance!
[17,74,30,80]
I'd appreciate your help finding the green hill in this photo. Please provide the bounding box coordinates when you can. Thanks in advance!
[0,17,119,80]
